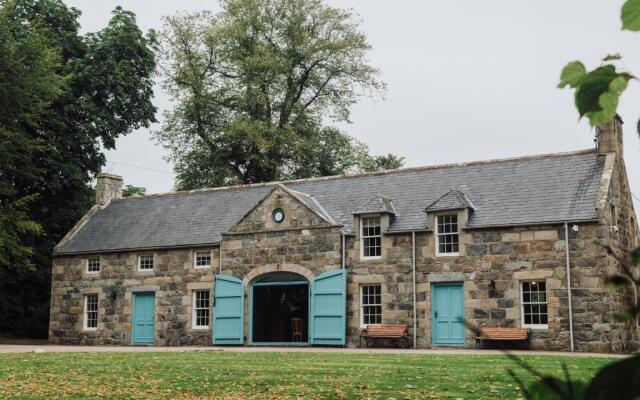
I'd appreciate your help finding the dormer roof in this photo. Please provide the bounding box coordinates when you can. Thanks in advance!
[425,189,475,212]
[352,195,396,216]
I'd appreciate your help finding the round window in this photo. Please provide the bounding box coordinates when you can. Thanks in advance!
[272,208,285,223]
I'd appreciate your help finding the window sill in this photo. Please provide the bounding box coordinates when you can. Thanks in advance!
[137,269,154,273]
[194,266,211,270]
[192,326,209,330]
[360,256,382,261]
[436,253,459,257]
[523,325,548,330]
[83,328,98,332]
[84,271,100,275]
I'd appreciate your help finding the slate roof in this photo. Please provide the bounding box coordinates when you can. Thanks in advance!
[425,189,475,212]
[55,149,605,255]
[353,195,397,215]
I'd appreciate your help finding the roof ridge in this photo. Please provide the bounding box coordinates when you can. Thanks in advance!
[111,148,597,202]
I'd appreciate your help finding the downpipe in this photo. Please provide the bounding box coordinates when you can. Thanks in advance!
[565,222,575,352]
[412,231,417,349]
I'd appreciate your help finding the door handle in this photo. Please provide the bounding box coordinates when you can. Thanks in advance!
[435,311,438,319]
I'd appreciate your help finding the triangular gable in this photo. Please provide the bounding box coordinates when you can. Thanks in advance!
[425,189,475,212]
[352,195,396,215]
[226,184,339,234]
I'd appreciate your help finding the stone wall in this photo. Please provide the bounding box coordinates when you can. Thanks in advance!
[49,247,220,346]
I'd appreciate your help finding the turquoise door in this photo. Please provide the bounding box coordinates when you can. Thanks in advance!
[432,283,465,345]
[213,275,244,345]
[132,292,155,345]
[311,269,347,346]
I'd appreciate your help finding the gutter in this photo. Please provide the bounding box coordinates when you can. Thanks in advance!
[564,222,575,352]
[412,231,417,349]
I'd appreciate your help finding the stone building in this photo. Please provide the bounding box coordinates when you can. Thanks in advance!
[50,118,639,352]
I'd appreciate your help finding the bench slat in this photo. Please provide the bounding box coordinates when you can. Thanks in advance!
[477,327,529,341]
[362,324,408,338]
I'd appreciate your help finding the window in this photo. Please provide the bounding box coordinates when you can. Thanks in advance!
[361,217,382,259]
[361,285,382,326]
[436,214,459,255]
[86,257,100,274]
[521,281,548,328]
[138,255,153,271]
[192,290,210,329]
[194,251,211,269]
[84,294,98,330]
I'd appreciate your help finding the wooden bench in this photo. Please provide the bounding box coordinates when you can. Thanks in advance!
[476,327,530,349]
[360,324,409,348]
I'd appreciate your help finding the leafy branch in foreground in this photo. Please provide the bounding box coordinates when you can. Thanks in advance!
[558,0,640,132]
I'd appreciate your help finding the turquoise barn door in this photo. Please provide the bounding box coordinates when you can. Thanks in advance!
[311,269,347,346]
[213,275,244,345]
[132,292,155,345]
[432,283,465,345]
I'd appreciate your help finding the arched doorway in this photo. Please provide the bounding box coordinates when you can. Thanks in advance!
[250,272,309,345]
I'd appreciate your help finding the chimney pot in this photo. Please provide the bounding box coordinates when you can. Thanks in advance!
[96,173,123,205]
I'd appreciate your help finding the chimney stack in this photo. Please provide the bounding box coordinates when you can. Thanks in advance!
[96,173,123,205]
[596,115,624,157]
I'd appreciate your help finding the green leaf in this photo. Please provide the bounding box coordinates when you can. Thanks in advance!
[622,0,640,31]
[604,274,630,288]
[575,65,617,116]
[586,355,640,399]
[603,53,623,61]
[573,66,631,127]
[558,61,587,88]
[613,311,632,322]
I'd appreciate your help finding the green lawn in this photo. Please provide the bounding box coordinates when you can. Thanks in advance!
[0,351,615,399]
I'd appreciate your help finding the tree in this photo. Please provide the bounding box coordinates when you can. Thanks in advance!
[0,0,61,273]
[123,185,147,197]
[0,0,156,337]
[156,0,403,190]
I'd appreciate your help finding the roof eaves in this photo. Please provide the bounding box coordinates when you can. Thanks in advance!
[54,241,222,257]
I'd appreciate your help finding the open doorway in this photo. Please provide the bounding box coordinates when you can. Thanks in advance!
[251,272,309,344]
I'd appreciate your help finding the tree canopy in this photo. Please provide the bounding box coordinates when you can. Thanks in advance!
[156,0,403,190]
[0,0,156,337]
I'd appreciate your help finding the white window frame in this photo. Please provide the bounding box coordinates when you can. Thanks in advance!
[86,257,100,274]
[194,251,212,269]
[83,294,98,331]
[360,216,382,260]
[435,213,460,256]
[520,280,549,329]
[138,254,154,272]
[192,290,210,329]
[360,284,382,327]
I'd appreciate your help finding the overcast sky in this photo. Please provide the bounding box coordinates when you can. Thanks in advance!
[64,0,640,210]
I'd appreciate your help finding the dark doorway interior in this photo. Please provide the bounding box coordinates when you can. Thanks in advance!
[252,284,309,343]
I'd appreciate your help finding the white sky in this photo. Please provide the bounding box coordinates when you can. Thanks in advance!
[64,0,640,211]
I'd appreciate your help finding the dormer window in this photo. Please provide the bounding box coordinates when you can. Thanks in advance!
[436,214,459,256]
[361,216,382,259]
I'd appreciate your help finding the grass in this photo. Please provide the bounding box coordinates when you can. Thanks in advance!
[0,351,616,399]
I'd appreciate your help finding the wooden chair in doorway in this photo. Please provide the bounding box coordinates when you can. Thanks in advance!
[291,317,303,342]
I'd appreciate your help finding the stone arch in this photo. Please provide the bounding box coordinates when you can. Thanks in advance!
[243,264,314,286]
